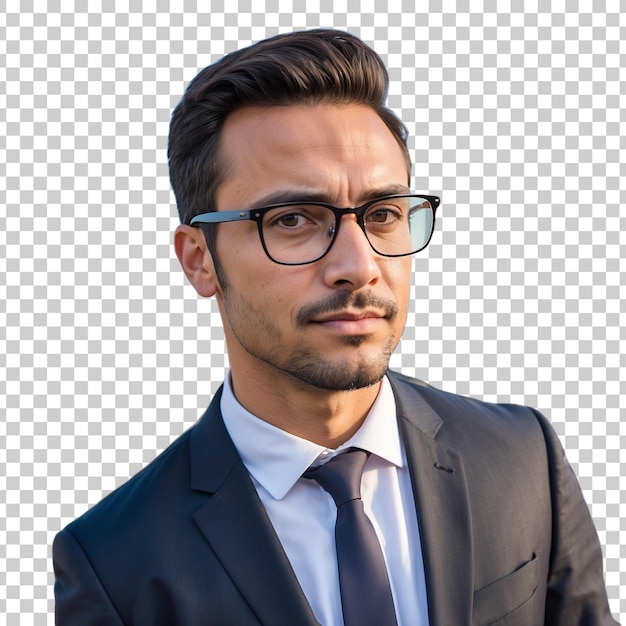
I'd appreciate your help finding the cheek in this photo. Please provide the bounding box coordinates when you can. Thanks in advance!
[385,258,412,293]
[386,262,413,323]
[229,263,305,319]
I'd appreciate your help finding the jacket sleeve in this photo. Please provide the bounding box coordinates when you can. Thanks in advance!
[533,409,619,625]
[53,527,125,626]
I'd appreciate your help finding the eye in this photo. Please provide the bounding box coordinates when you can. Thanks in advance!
[368,208,396,223]
[270,211,319,231]
[276,212,306,228]
[365,205,403,226]
[264,205,331,233]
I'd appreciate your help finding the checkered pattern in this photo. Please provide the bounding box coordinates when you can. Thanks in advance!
[1,3,624,622]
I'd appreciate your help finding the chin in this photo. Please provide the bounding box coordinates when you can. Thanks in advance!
[282,353,390,392]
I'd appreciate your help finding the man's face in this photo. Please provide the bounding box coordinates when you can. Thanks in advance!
[210,103,413,392]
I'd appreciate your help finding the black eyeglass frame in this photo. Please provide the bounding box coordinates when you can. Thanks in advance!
[189,193,441,266]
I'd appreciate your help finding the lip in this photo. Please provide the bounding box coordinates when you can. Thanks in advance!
[310,311,386,335]
[312,310,386,323]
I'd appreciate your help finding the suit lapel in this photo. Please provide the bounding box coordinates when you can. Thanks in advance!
[188,377,475,625]
[389,374,474,626]
[189,389,320,626]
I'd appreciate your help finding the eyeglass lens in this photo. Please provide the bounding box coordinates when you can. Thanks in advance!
[260,196,434,264]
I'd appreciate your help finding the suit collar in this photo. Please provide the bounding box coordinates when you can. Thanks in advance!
[387,371,444,438]
[388,372,474,626]
[189,386,238,493]
[189,389,320,626]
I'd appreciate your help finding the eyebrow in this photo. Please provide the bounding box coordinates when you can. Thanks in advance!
[250,184,412,208]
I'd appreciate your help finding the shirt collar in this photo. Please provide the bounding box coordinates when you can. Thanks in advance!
[220,373,403,501]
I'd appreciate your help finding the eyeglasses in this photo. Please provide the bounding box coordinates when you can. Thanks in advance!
[189,193,440,266]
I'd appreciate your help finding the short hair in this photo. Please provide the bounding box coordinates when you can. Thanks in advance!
[168,28,410,255]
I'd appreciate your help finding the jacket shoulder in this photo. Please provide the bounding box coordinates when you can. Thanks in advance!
[387,370,544,431]
[65,424,197,537]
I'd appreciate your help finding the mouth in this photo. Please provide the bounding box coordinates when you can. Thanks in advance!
[310,310,387,335]
[295,290,399,331]
[312,310,386,323]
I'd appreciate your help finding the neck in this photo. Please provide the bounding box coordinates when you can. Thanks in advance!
[228,366,382,449]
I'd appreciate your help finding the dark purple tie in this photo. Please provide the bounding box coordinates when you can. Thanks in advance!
[304,448,398,626]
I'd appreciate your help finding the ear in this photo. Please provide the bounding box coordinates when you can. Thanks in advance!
[174,225,220,297]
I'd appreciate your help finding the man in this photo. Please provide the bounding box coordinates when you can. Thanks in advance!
[53,29,617,625]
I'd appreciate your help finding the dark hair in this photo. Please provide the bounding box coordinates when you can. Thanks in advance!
[168,28,410,256]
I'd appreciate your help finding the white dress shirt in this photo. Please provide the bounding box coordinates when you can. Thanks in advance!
[221,373,429,626]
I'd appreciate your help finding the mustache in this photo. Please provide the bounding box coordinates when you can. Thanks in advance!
[295,290,399,327]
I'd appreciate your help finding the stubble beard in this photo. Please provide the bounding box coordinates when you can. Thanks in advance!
[222,285,402,392]
[278,334,398,391]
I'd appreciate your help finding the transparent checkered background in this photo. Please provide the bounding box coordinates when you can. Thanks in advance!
[1,1,624,623]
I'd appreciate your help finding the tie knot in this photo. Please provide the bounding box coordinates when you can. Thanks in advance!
[304,448,369,507]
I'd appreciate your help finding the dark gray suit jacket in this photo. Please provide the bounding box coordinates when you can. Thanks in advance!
[53,372,617,625]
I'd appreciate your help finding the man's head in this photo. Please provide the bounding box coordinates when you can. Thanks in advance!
[172,30,427,397]
[168,29,411,255]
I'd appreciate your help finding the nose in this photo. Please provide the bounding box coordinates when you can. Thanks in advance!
[321,215,381,288]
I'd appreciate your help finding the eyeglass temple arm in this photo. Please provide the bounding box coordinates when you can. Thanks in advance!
[190,210,252,225]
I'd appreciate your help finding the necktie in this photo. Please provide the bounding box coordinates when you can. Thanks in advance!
[304,448,398,626]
